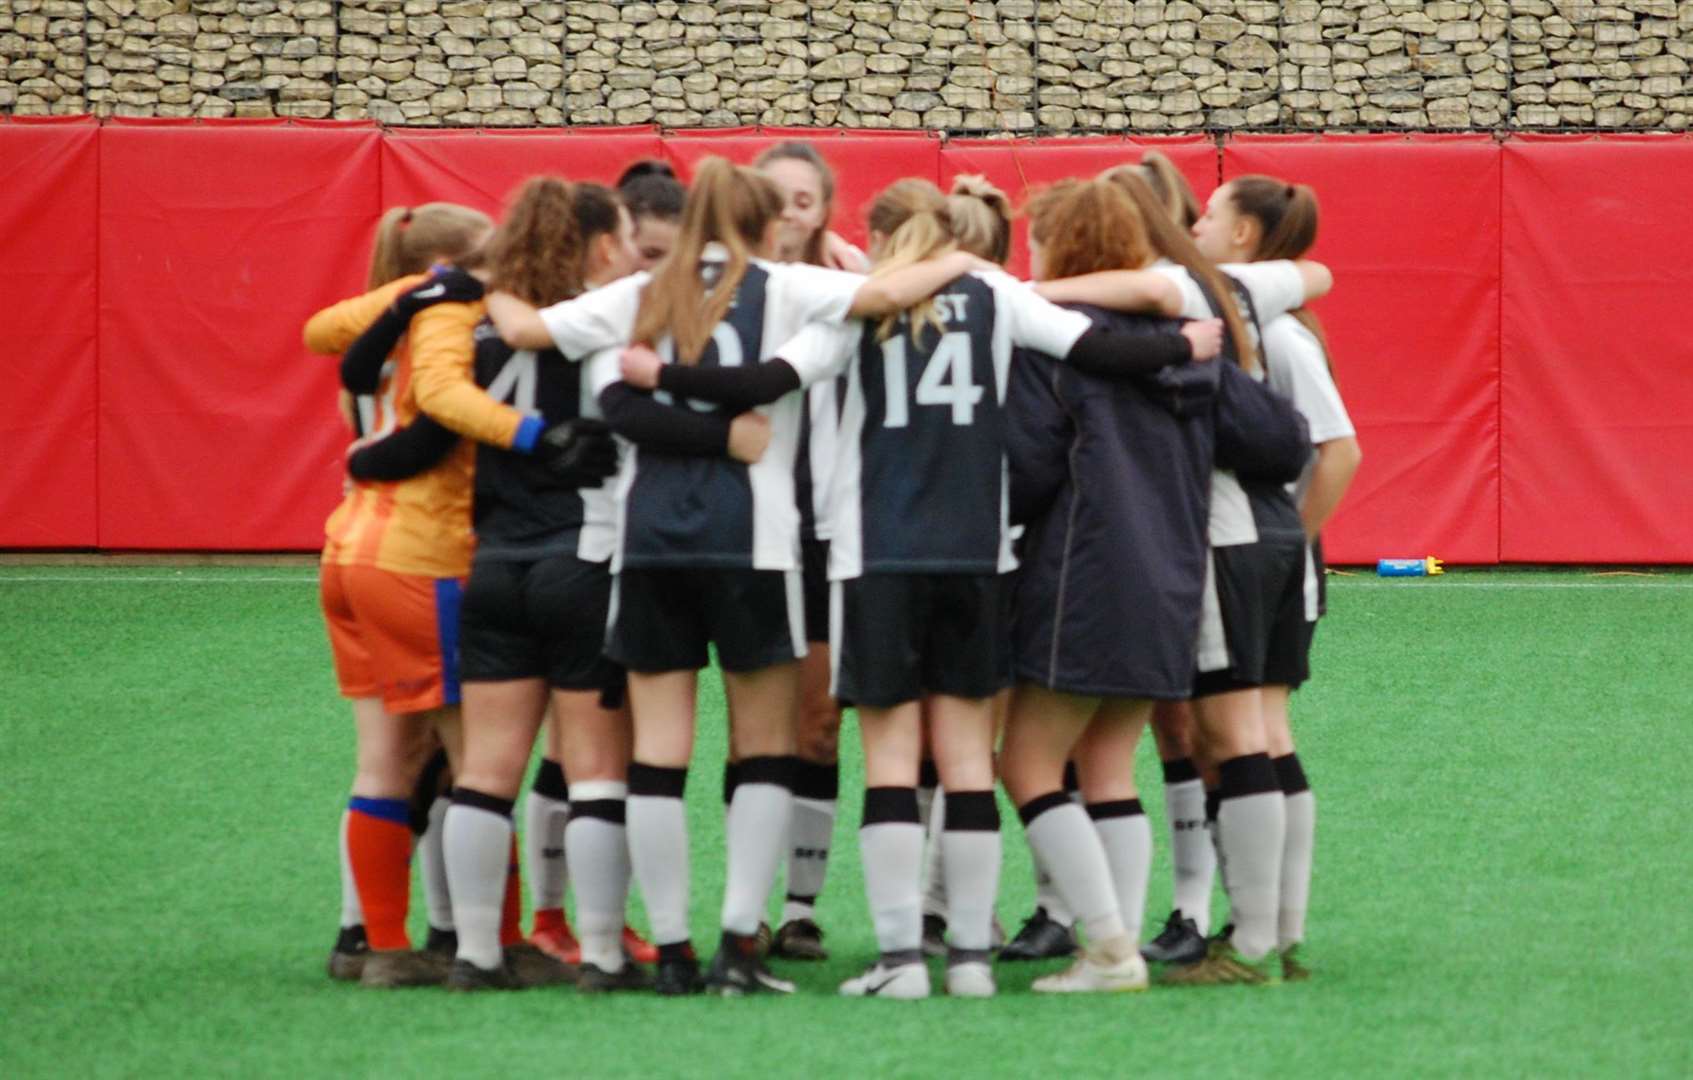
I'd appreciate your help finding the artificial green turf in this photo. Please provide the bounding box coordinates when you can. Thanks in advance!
[1,566,1689,1078]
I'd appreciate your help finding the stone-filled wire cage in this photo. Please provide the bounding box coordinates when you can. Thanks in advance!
[1,1,1689,132]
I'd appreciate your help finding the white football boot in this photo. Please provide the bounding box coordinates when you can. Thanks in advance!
[839,961,931,1000]
[1031,950,1149,994]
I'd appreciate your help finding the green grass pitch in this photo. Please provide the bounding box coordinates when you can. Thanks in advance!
[2,565,1689,1078]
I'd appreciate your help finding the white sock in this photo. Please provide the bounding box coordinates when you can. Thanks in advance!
[783,793,836,925]
[566,780,630,973]
[1164,772,1214,934]
[939,790,1001,954]
[523,773,570,916]
[1281,786,1315,949]
[417,796,454,932]
[859,788,924,958]
[1091,803,1152,944]
[1216,755,1286,961]
[1022,796,1123,946]
[338,810,363,928]
[720,759,793,936]
[921,788,947,918]
[441,794,513,970]
[627,767,691,946]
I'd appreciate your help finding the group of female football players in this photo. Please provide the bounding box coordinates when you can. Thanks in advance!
[302,140,1359,999]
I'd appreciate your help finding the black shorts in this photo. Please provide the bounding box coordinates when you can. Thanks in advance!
[607,565,805,674]
[802,537,830,645]
[995,568,1019,686]
[832,572,1003,709]
[1192,539,1307,696]
[458,552,623,693]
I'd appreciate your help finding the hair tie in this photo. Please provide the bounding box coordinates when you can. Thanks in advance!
[399,207,414,228]
[1285,185,1296,200]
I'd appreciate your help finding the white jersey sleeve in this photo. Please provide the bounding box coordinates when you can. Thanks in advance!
[768,262,868,327]
[1218,261,1305,325]
[983,270,1094,358]
[1262,316,1354,445]
[774,321,862,387]
[538,273,648,359]
[1151,261,1212,320]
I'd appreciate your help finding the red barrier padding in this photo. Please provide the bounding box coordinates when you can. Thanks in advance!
[381,127,666,219]
[1224,135,1502,565]
[0,119,99,547]
[1501,136,1693,563]
[940,136,1216,277]
[662,129,942,250]
[97,123,382,549]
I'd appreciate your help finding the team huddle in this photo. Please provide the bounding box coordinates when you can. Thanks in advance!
[304,141,1361,998]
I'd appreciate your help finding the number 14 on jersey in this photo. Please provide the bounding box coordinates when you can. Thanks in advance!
[883,331,982,428]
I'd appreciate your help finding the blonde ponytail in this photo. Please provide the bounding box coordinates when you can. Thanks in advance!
[364,202,493,290]
[631,157,783,364]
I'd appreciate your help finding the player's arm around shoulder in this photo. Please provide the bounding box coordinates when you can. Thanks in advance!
[302,274,428,355]
[407,301,528,450]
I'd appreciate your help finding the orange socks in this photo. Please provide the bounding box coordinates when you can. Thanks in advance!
[346,798,414,951]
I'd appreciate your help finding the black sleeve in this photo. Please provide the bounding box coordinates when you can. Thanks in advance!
[599,382,734,457]
[345,416,460,482]
[342,268,487,399]
[340,306,408,397]
[655,359,802,411]
[1212,363,1313,484]
[1061,322,1193,379]
[1005,349,1074,527]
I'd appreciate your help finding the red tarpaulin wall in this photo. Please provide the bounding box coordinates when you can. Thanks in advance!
[1223,134,1504,565]
[940,136,1216,278]
[1500,135,1693,563]
[0,118,100,547]
[97,119,382,549]
[7,122,1692,561]
[381,127,666,219]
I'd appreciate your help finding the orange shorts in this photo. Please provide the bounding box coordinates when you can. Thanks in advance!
[320,562,465,715]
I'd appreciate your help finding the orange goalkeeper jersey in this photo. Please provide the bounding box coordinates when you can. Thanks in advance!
[303,277,526,578]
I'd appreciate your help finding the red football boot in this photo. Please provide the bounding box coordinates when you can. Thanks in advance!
[529,908,581,965]
[621,924,659,964]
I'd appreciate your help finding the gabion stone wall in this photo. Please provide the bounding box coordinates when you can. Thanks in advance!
[2,1,1689,131]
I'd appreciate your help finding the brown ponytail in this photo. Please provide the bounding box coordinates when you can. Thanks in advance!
[631,156,784,364]
[364,202,493,290]
[1135,151,1203,231]
[1227,175,1335,382]
[483,177,622,308]
[1101,167,1261,375]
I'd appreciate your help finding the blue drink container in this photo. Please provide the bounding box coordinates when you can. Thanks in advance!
[1377,557,1444,577]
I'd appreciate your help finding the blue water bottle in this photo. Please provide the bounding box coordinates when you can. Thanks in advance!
[1377,557,1444,577]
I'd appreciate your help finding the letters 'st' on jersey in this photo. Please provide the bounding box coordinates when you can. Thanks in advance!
[776,269,1094,582]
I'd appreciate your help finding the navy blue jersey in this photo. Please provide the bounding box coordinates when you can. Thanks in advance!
[617,264,768,569]
[826,271,1092,579]
[470,319,614,561]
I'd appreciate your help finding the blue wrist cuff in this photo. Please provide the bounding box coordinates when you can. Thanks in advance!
[513,415,544,453]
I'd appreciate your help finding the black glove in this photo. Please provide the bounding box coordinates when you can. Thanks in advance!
[394,266,485,318]
[537,418,619,487]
